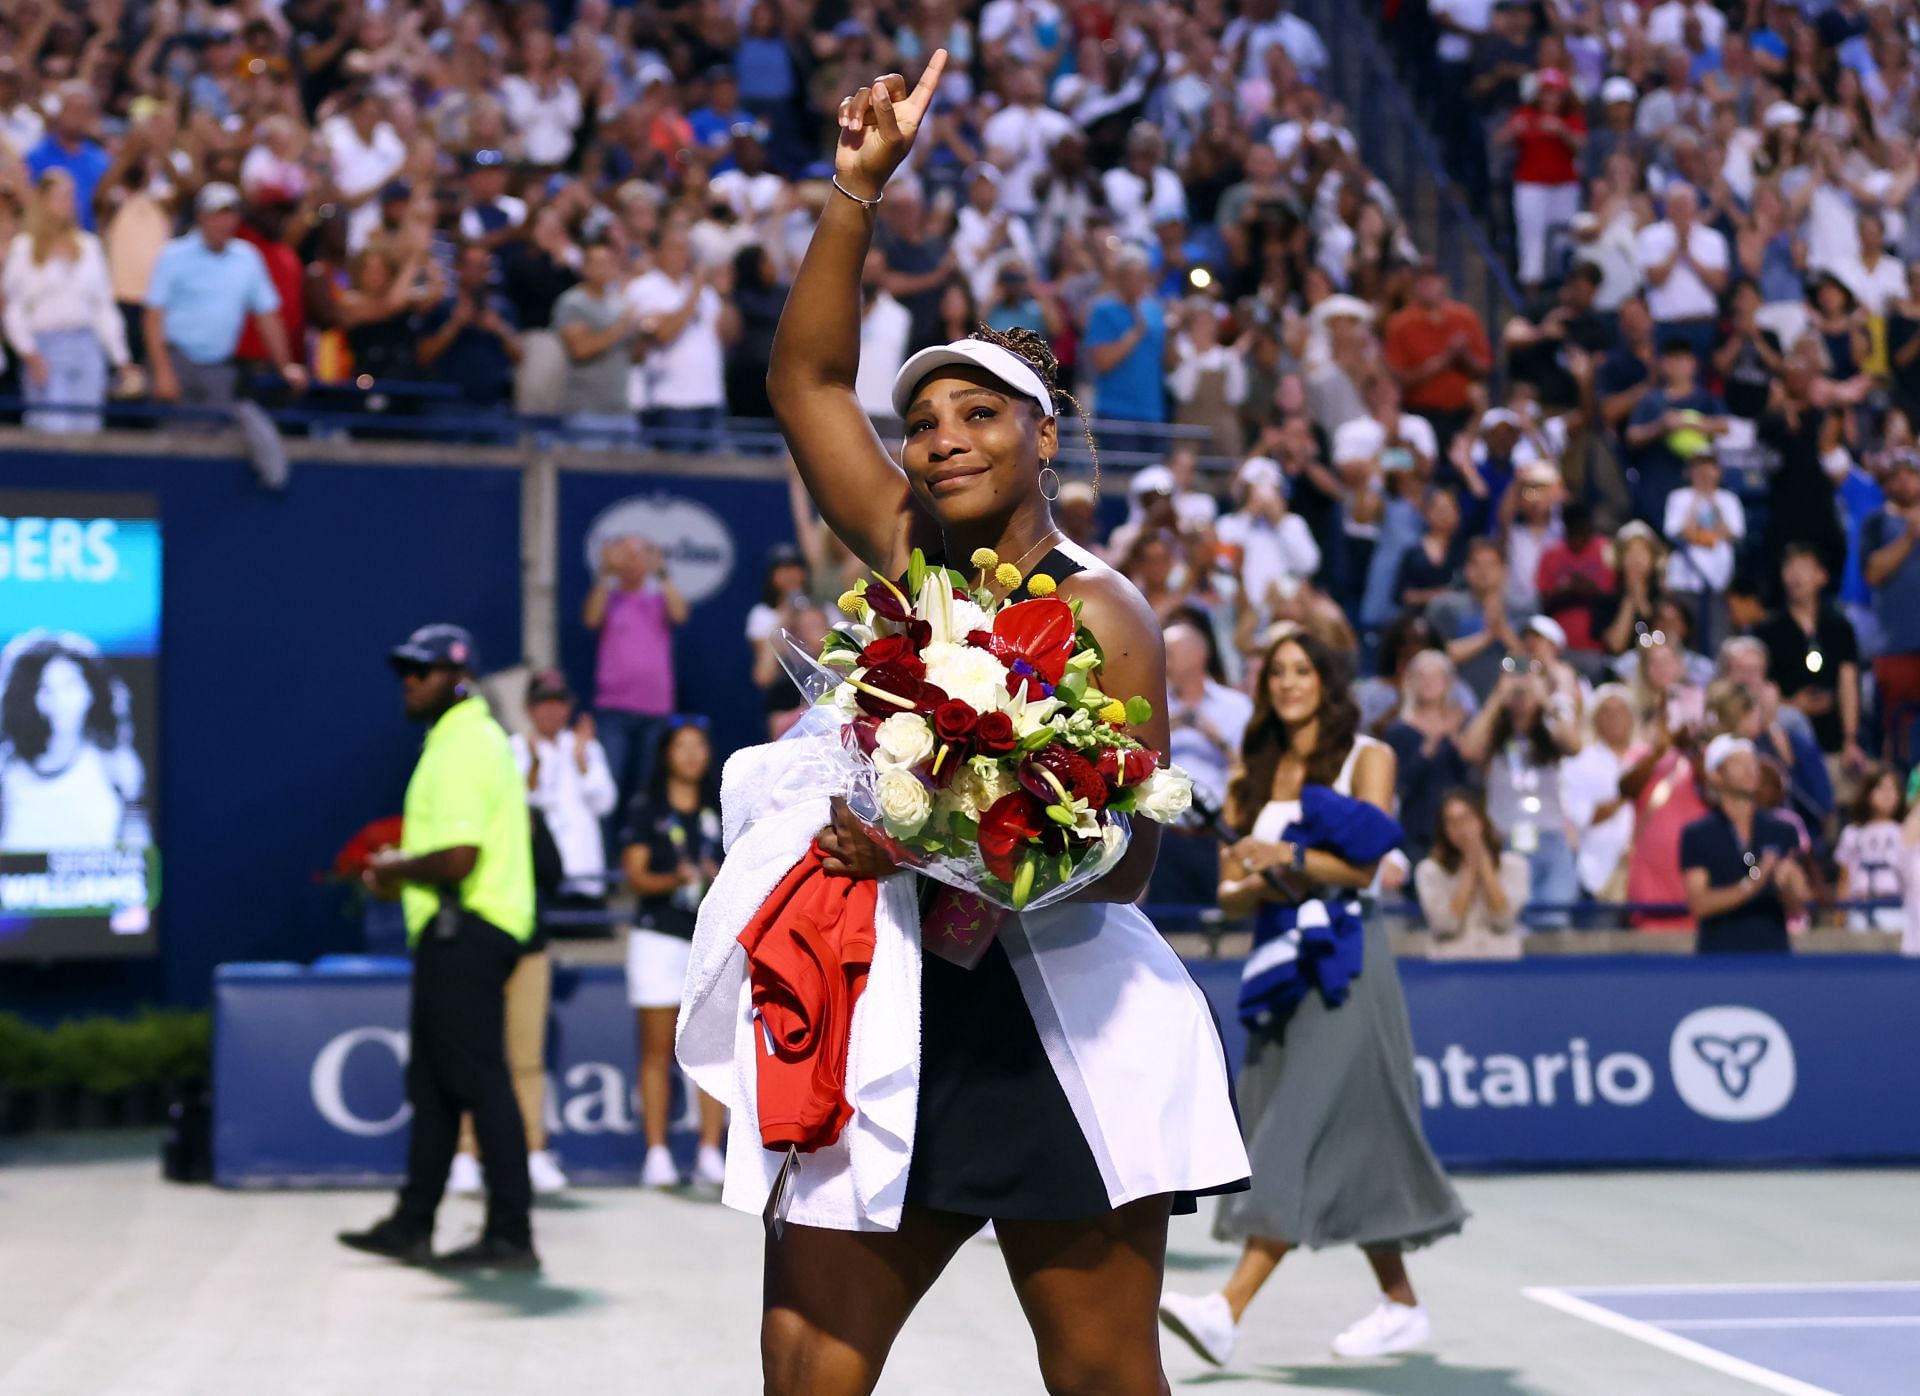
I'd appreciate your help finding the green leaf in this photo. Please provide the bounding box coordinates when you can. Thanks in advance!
[1065,649,1101,674]
[1107,789,1138,814]
[942,567,970,591]
[1074,626,1106,667]
[1012,853,1038,910]
[1058,851,1074,883]
[1125,696,1154,726]
[907,549,927,598]
[1044,804,1075,827]
[1021,729,1056,752]
[948,811,979,841]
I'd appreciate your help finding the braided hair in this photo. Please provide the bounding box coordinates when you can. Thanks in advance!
[967,324,1100,492]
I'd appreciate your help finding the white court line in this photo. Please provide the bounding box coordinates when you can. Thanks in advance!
[1656,1317,1920,1331]
[1523,1287,1842,1396]
[1560,1281,1920,1295]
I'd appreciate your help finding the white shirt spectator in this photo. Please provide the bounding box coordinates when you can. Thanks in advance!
[710,168,786,220]
[1506,520,1561,611]
[1645,1,1727,53]
[1663,484,1744,593]
[1168,679,1255,811]
[459,195,528,242]
[1216,507,1322,614]
[2,232,131,365]
[1223,11,1330,80]
[1804,182,1862,275]
[322,115,406,251]
[1636,220,1728,321]
[1574,215,1644,312]
[1101,164,1189,243]
[499,74,583,166]
[1331,412,1440,470]
[239,144,308,202]
[1834,251,1907,317]
[1560,741,1635,896]
[1170,343,1249,410]
[626,271,726,410]
[512,730,617,897]
[977,0,1064,65]
[0,102,44,161]
[953,204,1041,305]
[1429,0,1496,62]
[980,102,1076,217]
[857,291,913,419]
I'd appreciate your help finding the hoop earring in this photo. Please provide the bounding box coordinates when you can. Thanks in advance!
[1039,465,1061,502]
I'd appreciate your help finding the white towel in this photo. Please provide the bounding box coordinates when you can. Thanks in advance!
[676,715,923,1233]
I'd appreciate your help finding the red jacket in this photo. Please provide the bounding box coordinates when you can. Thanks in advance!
[736,841,875,1153]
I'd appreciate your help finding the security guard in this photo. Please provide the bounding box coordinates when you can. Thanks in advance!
[338,624,539,1270]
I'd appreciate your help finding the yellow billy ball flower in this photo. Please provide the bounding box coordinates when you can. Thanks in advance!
[1026,573,1057,597]
[970,547,1000,569]
[1097,699,1128,725]
[837,590,866,619]
[995,563,1023,589]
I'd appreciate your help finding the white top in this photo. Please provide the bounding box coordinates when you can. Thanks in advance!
[1415,850,1530,960]
[1250,733,1381,843]
[710,168,786,219]
[678,716,1250,1231]
[499,74,583,166]
[1663,485,1745,594]
[459,195,528,241]
[1,233,130,364]
[1331,412,1438,468]
[1216,509,1322,614]
[1430,0,1496,60]
[952,204,1040,306]
[0,746,126,851]
[1833,253,1907,318]
[1169,343,1249,406]
[745,601,781,644]
[979,102,1076,216]
[1101,165,1188,244]
[1646,0,1726,50]
[1834,819,1905,933]
[1636,221,1729,322]
[626,271,726,410]
[321,116,406,251]
[857,293,913,419]
[1561,741,1635,896]
[511,731,617,895]
[1506,520,1562,611]
[1223,12,1329,78]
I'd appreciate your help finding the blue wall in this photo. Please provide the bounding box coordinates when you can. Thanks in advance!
[0,450,523,1016]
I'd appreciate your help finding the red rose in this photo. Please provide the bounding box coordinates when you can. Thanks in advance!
[974,710,1017,755]
[933,700,979,744]
[859,634,925,679]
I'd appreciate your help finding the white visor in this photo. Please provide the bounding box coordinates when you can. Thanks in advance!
[1704,734,1755,776]
[891,339,1053,420]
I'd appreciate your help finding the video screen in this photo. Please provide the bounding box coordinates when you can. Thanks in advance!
[0,491,161,960]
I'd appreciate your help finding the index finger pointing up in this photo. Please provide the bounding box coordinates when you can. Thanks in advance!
[900,47,948,123]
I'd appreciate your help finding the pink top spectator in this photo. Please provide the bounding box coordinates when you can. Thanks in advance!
[594,587,675,716]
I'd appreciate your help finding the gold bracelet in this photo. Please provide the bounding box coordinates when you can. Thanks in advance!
[832,174,884,208]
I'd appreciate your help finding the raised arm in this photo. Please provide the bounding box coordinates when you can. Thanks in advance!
[766,53,950,575]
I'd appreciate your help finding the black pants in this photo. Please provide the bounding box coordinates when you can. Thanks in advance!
[396,907,532,1246]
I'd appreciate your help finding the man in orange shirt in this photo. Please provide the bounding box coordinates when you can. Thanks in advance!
[1382,261,1491,456]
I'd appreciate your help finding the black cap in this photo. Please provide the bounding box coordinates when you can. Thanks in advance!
[1657,335,1698,357]
[766,542,805,568]
[525,667,573,705]
[389,623,476,672]
[379,179,411,204]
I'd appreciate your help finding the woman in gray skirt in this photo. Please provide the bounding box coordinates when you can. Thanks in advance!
[1160,629,1467,1367]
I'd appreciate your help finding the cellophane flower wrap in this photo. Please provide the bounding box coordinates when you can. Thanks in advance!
[777,548,1195,914]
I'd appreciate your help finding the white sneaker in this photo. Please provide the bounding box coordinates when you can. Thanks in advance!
[528,1149,570,1196]
[641,1145,681,1188]
[1331,1300,1430,1358]
[693,1144,726,1188]
[447,1151,484,1196]
[1158,1291,1238,1367]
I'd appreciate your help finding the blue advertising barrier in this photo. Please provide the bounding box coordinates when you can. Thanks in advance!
[214,953,1920,1187]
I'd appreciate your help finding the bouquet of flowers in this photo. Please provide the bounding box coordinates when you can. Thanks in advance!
[801,547,1194,915]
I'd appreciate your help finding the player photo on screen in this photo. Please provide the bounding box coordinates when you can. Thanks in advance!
[0,492,160,960]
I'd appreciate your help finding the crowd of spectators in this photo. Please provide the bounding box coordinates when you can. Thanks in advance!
[6,0,1920,949]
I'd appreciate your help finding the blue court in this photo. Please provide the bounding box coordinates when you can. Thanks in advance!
[1526,1283,1920,1396]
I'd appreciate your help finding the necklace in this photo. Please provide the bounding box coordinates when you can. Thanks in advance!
[991,528,1064,598]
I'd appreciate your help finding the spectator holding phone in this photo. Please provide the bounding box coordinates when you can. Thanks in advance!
[1455,662,1583,922]
[584,534,687,813]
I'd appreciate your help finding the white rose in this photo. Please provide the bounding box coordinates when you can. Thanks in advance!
[1135,766,1194,823]
[876,768,932,837]
[832,681,862,718]
[873,712,936,770]
[920,641,1012,715]
[949,598,991,639]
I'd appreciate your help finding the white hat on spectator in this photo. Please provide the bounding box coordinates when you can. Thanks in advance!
[1764,101,1804,130]
[965,162,1003,187]
[1601,76,1637,105]
[1310,294,1374,327]
[196,182,242,214]
[1527,616,1569,651]
[1704,734,1756,776]
[1058,480,1099,508]
[1128,465,1178,498]
[1237,456,1284,493]
[891,338,1053,419]
[1481,407,1523,431]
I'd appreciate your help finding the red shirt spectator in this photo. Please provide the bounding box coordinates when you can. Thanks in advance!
[1383,263,1491,417]
[1509,101,1584,185]
[235,212,306,367]
[1535,503,1615,652]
